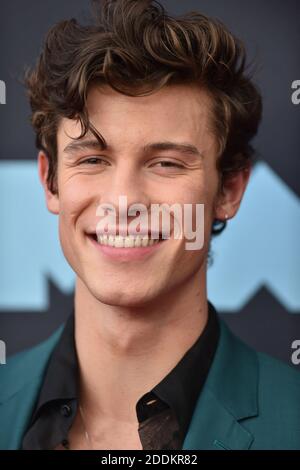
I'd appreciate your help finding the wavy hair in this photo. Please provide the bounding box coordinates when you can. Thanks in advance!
[24,0,262,236]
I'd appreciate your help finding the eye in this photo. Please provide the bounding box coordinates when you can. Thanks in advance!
[79,157,109,165]
[151,161,184,169]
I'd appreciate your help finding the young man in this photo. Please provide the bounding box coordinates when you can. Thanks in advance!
[0,0,299,450]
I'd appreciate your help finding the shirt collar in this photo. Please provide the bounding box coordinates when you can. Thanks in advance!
[32,312,78,420]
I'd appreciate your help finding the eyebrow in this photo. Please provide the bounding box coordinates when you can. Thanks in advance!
[63,138,203,158]
[63,139,105,156]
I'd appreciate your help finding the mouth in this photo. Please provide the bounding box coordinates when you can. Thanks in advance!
[86,232,167,249]
[85,231,168,261]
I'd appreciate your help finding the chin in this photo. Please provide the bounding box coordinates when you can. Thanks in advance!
[88,282,159,308]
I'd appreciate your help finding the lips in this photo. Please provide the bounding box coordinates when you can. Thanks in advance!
[85,230,167,260]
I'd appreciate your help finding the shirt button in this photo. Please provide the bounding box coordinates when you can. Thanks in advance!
[60,404,72,417]
[146,399,157,406]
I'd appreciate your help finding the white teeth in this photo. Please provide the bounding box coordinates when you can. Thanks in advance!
[114,236,124,248]
[96,234,161,248]
[141,236,149,247]
[135,235,142,247]
[124,236,133,248]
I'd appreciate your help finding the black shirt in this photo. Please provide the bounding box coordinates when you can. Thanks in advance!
[22,301,220,450]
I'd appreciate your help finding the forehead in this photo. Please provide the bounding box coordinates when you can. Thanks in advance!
[57,83,214,148]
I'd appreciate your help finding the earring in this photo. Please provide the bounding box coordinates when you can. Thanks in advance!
[224,213,229,220]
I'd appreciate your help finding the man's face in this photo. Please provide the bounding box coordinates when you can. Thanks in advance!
[48,84,221,307]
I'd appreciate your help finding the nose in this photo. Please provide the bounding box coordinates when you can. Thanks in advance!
[97,160,151,229]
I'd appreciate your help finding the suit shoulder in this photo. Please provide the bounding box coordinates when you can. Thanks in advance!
[0,325,64,401]
[254,349,300,428]
[257,350,300,390]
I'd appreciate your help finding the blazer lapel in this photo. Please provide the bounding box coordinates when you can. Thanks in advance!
[182,320,259,450]
[182,388,254,450]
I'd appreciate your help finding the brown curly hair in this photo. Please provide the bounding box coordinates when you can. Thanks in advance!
[24,0,262,235]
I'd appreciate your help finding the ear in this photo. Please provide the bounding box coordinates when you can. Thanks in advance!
[214,166,251,221]
[38,151,59,214]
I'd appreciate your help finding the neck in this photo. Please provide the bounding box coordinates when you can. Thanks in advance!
[74,268,208,424]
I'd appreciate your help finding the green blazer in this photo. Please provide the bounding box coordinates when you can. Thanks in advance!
[1,319,300,450]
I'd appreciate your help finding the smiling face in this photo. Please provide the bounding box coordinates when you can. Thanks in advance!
[39,83,243,307]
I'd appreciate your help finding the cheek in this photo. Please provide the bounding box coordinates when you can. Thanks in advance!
[179,175,217,219]
[57,198,85,272]
[171,233,207,282]
[176,174,219,248]
[199,165,220,221]
[58,178,95,225]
